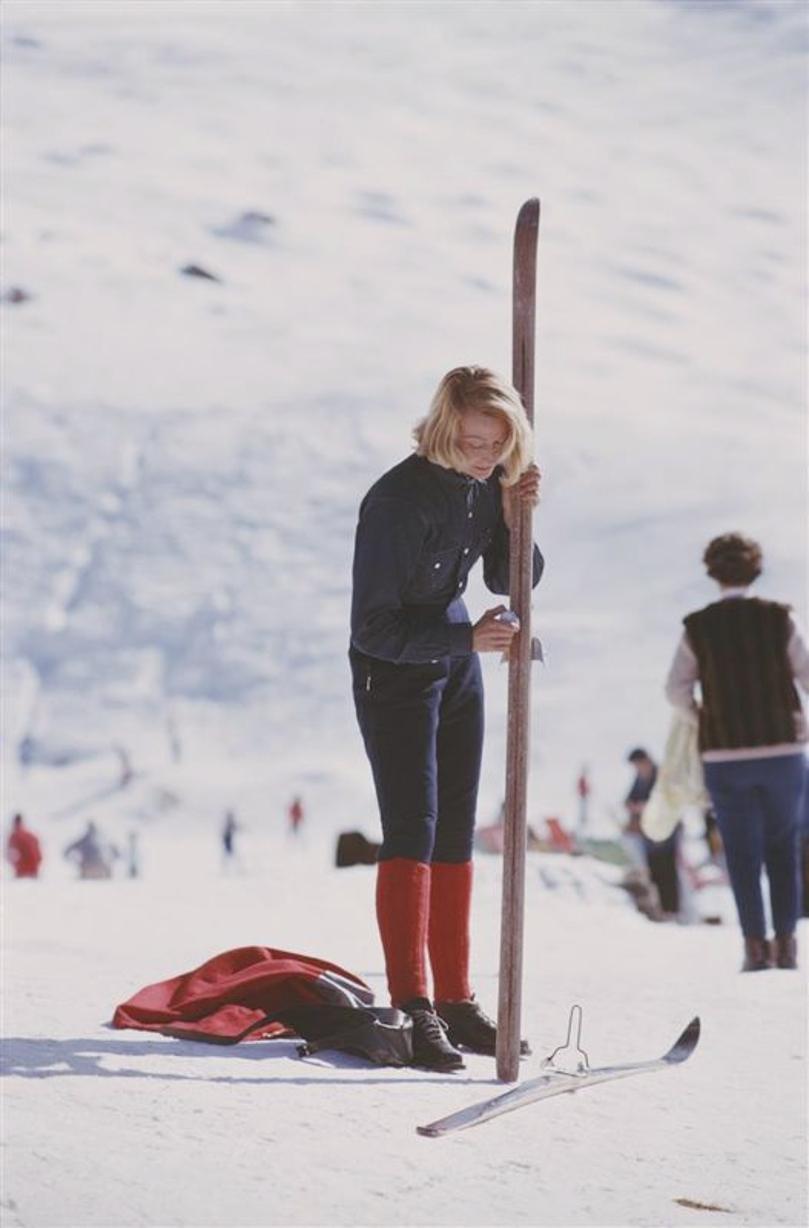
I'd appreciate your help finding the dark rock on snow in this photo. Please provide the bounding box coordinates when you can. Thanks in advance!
[180,264,221,282]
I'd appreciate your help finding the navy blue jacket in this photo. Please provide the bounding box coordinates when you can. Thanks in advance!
[350,454,544,664]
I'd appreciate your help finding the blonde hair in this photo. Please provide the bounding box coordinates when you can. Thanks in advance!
[413,366,533,486]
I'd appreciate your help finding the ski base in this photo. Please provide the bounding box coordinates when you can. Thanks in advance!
[417,1016,700,1137]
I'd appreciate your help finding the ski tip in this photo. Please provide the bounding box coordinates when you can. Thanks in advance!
[516,198,541,226]
[667,1016,701,1064]
[416,1124,440,1138]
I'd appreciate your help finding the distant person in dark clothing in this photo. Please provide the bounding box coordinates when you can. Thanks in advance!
[6,814,42,878]
[64,821,116,880]
[624,748,657,827]
[665,533,809,971]
[350,365,542,1069]
[221,810,242,872]
[126,831,140,879]
[624,748,681,917]
[115,746,133,789]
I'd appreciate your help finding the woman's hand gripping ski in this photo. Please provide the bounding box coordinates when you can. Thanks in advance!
[473,462,541,656]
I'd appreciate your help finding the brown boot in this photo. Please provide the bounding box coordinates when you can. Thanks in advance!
[773,934,798,970]
[741,937,772,972]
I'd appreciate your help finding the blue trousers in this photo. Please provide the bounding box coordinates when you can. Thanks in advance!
[350,647,484,863]
[704,754,805,938]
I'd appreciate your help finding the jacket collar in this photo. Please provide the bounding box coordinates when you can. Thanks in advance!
[419,455,500,491]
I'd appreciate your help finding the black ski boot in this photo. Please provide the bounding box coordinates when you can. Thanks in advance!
[436,996,531,1057]
[400,998,465,1071]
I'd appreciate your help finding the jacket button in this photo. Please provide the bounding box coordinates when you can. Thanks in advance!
[463,547,470,554]
[467,512,473,519]
[433,562,441,569]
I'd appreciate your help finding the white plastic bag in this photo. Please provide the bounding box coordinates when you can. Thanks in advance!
[641,713,709,841]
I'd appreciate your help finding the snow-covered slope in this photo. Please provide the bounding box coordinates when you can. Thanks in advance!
[2,0,806,827]
[3,805,807,1228]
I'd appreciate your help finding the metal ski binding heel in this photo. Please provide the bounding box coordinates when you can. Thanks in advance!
[541,1004,590,1075]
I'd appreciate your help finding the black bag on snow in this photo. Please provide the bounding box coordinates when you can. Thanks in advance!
[277,1004,413,1067]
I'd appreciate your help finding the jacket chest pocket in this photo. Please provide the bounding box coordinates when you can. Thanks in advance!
[415,546,460,594]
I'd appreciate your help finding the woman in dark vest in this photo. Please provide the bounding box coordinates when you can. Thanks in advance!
[665,533,809,971]
[350,366,542,1069]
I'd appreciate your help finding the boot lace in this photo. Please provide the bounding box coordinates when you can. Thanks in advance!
[410,1006,451,1043]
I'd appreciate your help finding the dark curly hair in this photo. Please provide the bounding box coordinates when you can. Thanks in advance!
[703,533,763,586]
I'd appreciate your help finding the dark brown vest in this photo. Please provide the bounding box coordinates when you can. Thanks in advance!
[683,598,799,751]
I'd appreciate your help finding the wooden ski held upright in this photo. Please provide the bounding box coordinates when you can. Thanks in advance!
[496,198,540,1083]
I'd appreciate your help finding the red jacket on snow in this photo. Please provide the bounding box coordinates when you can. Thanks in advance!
[112,946,373,1043]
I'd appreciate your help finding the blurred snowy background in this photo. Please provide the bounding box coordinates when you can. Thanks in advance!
[2,0,806,842]
[3,6,808,1228]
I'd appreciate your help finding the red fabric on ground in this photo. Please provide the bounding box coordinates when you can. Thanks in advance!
[112,946,372,1042]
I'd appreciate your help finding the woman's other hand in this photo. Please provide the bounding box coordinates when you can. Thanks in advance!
[472,606,520,653]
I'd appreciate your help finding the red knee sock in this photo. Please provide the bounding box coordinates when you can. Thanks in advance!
[428,859,473,1002]
[375,858,430,1006]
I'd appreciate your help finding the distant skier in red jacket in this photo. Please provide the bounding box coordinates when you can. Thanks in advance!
[288,796,304,836]
[6,814,43,878]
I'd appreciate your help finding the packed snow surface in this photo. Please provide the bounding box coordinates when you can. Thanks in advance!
[3,789,807,1228]
[2,1,807,1225]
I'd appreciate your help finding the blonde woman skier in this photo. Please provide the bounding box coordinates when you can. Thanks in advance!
[349,366,542,1070]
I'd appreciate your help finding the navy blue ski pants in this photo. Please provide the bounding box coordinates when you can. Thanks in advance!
[704,754,805,938]
[350,647,484,863]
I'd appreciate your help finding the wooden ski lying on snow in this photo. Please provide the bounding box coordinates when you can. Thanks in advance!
[417,1017,700,1137]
